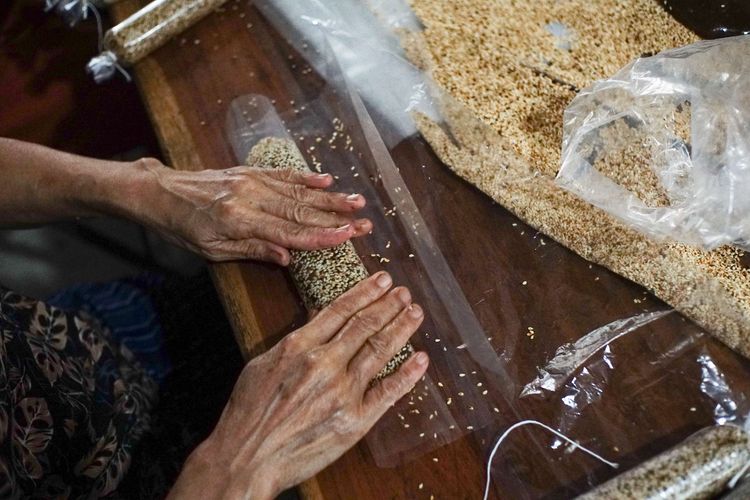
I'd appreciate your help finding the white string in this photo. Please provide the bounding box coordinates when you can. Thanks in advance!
[112,59,133,82]
[86,2,132,83]
[483,420,619,500]
[728,458,750,489]
[84,1,104,52]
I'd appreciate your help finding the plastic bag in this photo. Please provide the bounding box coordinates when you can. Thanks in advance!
[254,0,439,148]
[557,35,750,251]
[87,0,227,83]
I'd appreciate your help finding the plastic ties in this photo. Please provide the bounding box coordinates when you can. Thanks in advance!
[86,51,132,84]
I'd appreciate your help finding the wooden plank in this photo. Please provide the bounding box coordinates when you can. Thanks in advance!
[107,1,750,498]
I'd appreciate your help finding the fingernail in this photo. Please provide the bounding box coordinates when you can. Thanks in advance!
[376,272,392,288]
[354,219,370,230]
[274,250,289,266]
[346,193,361,202]
[414,352,428,365]
[397,287,411,303]
[408,304,423,318]
[335,224,352,232]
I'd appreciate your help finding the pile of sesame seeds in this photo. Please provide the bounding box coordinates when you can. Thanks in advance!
[246,137,413,379]
[402,0,750,358]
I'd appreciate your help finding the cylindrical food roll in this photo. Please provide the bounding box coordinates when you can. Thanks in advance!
[579,425,750,500]
[245,136,414,380]
[87,0,226,82]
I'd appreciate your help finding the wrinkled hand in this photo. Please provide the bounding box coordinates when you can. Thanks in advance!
[135,159,372,264]
[168,273,429,500]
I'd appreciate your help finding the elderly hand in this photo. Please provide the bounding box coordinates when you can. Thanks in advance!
[168,273,428,500]
[134,159,372,264]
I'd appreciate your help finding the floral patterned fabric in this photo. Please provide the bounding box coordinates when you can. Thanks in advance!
[0,285,158,499]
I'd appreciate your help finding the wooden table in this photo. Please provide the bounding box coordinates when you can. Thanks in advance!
[109,1,750,498]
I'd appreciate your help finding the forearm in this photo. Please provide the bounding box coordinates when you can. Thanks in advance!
[168,434,276,500]
[0,137,152,227]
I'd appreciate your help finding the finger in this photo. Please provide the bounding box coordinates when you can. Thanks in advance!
[258,198,357,229]
[242,211,357,250]
[362,352,429,419]
[349,303,424,383]
[307,308,320,320]
[330,286,412,358]
[209,238,290,265]
[263,177,367,213]
[303,272,393,344]
[260,168,334,189]
[352,218,372,237]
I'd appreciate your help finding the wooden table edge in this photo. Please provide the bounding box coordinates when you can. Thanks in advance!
[109,2,326,497]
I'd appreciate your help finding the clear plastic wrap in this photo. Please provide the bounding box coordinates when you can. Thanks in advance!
[254,0,438,148]
[225,49,506,466]
[87,0,227,83]
[556,35,750,251]
[230,95,414,381]
[520,310,673,398]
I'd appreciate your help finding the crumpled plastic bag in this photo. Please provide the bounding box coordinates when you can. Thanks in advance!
[556,35,750,250]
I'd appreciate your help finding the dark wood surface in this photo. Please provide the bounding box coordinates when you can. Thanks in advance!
[110,1,750,498]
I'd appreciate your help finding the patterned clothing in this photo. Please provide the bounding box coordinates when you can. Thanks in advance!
[47,275,170,385]
[0,285,158,499]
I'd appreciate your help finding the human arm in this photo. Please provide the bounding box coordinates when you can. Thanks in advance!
[0,137,372,264]
[168,272,429,499]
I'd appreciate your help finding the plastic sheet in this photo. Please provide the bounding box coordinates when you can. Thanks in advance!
[226,2,750,496]
[87,0,226,83]
[254,0,437,147]
[513,309,750,497]
[520,309,673,398]
[224,44,508,466]
[557,35,750,250]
